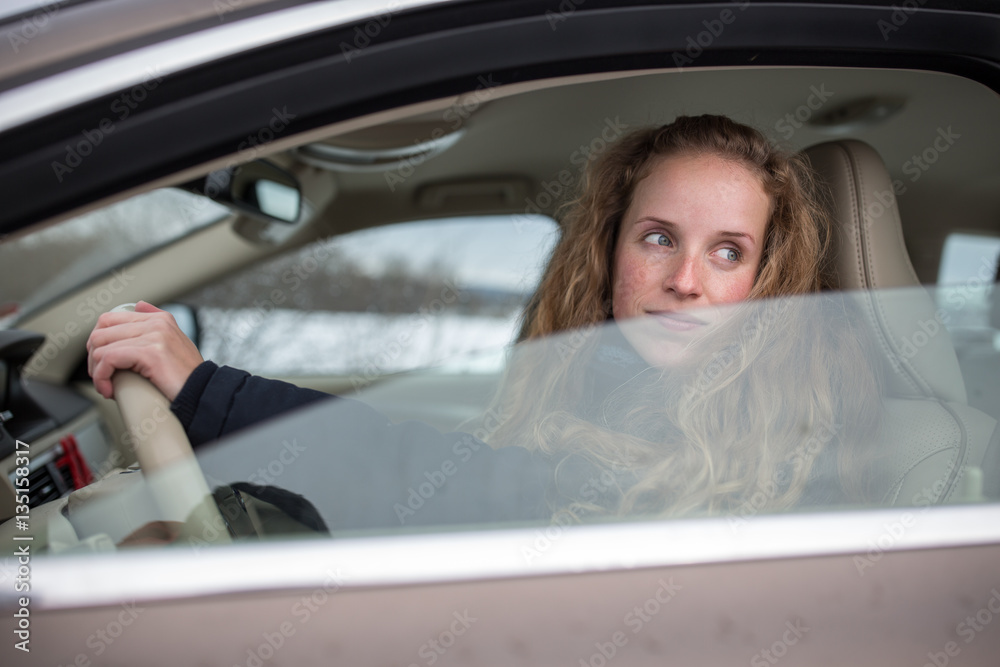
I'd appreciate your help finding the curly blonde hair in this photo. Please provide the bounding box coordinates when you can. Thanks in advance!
[519,115,831,341]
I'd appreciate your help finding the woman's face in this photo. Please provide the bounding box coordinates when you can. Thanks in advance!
[611,152,771,367]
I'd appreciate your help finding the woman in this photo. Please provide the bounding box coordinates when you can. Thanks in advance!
[87,115,882,526]
[485,115,882,520]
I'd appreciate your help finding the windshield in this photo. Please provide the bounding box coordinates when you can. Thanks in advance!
[44,285,996,549]
[0,189,230,325]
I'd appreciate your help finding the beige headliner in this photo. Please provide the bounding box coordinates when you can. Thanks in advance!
[307,66,1000,283]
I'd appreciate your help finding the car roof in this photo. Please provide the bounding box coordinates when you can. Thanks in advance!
[2,0,999,135]
[0,0,462,129]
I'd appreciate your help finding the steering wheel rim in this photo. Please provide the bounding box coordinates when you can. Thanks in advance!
[109,304,229,543]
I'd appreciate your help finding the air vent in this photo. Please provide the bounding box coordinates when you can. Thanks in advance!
[25,454,72,507]
[9,435,92,508]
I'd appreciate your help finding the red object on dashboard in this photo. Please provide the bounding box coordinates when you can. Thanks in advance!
[56,434,93,489]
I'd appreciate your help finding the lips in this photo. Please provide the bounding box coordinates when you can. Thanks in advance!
[649,310,707,332]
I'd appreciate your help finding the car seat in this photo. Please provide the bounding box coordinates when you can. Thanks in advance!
[803,139,1000,503]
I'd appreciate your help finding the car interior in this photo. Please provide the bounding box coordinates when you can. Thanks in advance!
[1,64,1000,538]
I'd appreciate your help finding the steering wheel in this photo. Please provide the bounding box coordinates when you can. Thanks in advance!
[109,304,230,544]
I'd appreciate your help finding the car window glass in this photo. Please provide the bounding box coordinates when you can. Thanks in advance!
[179,215,559,378]
[0,189,229,325]
[936,232,1000,329]
[85,286,978,543]
[938,233,1000,417]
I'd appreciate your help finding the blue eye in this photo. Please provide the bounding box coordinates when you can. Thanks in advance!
[716,248,741,262]
[643,232,671,247]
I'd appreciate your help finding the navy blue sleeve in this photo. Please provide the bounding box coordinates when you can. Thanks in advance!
[171,361,331,448]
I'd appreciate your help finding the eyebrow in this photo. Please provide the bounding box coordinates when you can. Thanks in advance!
[717,230,757,244]
[635,217,757,245]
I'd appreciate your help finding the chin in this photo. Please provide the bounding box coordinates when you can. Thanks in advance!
[616,319,700,369]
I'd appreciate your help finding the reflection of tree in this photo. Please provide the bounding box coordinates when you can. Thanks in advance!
[185,241,526,375]
[180,243,524,317]
[3,189,223,305]
[214,309,310,368]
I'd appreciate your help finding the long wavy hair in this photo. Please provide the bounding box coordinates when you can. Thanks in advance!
[486,115,883,519]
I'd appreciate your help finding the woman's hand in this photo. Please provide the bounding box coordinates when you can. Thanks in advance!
[86,301,204,402]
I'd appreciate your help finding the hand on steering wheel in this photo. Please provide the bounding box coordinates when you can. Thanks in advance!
[87,303,228,542]
[87,300,203,402]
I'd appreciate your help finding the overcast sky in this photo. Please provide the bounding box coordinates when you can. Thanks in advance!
[938,233,1000,286]
[333,215,560,293]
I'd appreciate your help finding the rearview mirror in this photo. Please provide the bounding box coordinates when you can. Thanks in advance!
[180,160,302,224]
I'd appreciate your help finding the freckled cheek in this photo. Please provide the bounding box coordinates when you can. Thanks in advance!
[714,271,756,304]
[612,255,652,319]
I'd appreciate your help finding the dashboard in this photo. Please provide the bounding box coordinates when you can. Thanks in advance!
[0,329,113,522]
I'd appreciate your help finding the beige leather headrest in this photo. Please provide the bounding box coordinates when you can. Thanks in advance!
[803,140,966,404]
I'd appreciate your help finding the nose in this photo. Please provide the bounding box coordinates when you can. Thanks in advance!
[662,253,702,299]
